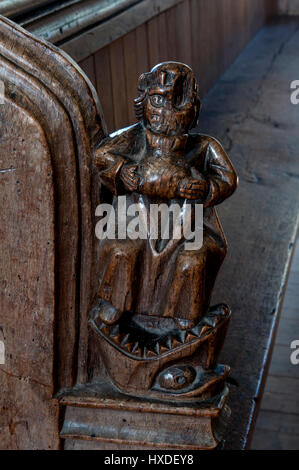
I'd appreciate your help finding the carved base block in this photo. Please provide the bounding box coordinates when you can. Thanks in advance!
[59,380,230,450]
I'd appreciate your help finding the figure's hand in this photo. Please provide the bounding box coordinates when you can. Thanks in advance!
[120,164,140,192]
[179,176,208,200]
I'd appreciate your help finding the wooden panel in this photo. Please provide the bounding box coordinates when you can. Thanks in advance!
[135,23,149,76]
[93,48,115,133]
[0,15,106,447]
[190,0,216,94]
[59,0,185,63]
[175,0,192,66]
[109,38,129,130]
[123,30,138,125]
[79,56,96,88]
[77,0,274,133]
[157,11,170,62]
[147,16,160,69]
[165,5,178,62]
[0,97,59,450]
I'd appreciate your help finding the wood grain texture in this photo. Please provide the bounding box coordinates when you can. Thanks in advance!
[0,95,59,450]
[175,0,192,67]
[59,0,186,62]
[79,55,96,88]
[93,47,115,134]
[147,16,160,69]
[157,12,169,62]
[123,30,138,124]
[109,38,129,131]
[59,381,230,449]
[135,23,149,78]
[0,15,106,447]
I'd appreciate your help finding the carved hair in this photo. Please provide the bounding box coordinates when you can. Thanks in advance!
[134,62,200,126]
[134,72,149,120]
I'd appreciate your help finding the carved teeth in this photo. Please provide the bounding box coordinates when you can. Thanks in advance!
[190,325,201,337]
[171,337,182,349]
[143,346,157,358]
[146,348,157,358]
[112,333,123,345]
[110,324,120,337]
[185,332,198,342]
[95,319,105,330]
[103,322,204,357]
[134,346,143,357]
[177,330,187,343]
[121,333,130,346]
[122,342,133,352]
[131,342,139,353]
[159,345,170,354]
[97,322,112,336]
[204,317,216,327]
[200,325,211,336]
[164,336,172,349]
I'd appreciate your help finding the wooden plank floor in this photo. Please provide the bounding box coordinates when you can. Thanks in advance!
[251,237,299,449]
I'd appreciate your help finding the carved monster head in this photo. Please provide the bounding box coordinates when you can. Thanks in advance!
[134,62,200,136]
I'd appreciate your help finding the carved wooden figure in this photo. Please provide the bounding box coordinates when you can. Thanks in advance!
[89,62,238,402]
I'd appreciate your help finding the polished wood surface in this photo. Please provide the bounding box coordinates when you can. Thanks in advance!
[87,62,237,408]
[0,14,105,448]
[59,381,230,449]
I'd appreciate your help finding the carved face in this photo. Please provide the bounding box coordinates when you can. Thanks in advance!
[136,62,200,136]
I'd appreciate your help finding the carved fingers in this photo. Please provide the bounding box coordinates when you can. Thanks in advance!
[120,164,139,192]
[179,177,208,200]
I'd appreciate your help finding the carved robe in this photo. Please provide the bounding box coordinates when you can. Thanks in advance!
[95,122,237,328]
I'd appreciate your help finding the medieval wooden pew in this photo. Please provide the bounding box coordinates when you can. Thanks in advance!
[1,1,298,450]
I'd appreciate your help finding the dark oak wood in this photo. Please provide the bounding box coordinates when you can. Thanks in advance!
[86,62,237,409]
[59,380,230,450]
[0,14,105,448]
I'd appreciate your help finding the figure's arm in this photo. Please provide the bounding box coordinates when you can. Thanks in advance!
[202,137,238,207]
[179,137,238,206]
[94,128,140,195]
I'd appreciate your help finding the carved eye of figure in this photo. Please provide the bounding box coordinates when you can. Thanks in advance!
[157,365,196,390]
[150,94,165,107]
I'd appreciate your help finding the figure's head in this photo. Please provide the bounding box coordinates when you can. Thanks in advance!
[134,62,200,136]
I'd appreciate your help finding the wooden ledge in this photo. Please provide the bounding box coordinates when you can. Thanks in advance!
[59,381,230,449]
[58,379,229,418]
[3,0,185,62]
